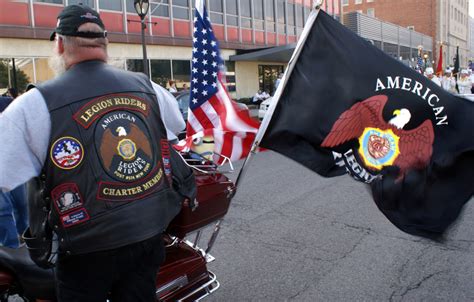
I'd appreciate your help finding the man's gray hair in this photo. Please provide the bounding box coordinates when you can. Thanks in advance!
[58,23,107,50]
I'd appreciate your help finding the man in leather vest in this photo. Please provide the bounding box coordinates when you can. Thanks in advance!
[0,4,196,301]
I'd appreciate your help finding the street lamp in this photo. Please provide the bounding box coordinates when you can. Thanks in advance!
[423,53,428,69]
[134,0,150,77]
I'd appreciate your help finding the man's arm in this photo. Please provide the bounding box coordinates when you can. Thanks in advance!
[150,81,186,142]
[0,89,51,191]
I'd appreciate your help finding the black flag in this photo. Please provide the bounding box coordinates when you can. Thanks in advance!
[260,10,474,238]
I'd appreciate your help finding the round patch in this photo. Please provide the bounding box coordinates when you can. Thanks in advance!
[358,127,400,170]
[95,111,155,182]
[117,139,137,160]
[50,137,84,170]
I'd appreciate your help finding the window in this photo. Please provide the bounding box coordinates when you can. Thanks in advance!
[240,0,251,17]
[253,0,264,30]
[33,0,63,4]
[99,0,122,11]
[287,3,295,25]
[287,3,295,35]
[173,0,188,6]
[295,4,304,28]
[0,58,33,93]
[209,0,223,24]
[226,0,238,15]
[151,1,169,17]
[240,0,251,28]
[210,13,224,24]
[227,15,238,26]
[254,0,263,19]
[277,0,286,33]
[241,18,252,28]
[367,8,375,17]
[226,0,238,26]
[172,60,191,87]
[69,0,94,7]
[258,65,284,96]
[265,0,275,32]
[355,0,362,4]
[342,0,349,5]
[127,59,148,74]
[126,0,136,13]
[224,62,236,92]
[173,0,189,20]
[303,6,310,23]
[407,25,415,30]
[367,0,374,2]
[150,60,171,88]
[210,0,223,12]
[277,0,285,24]
[265,0,274,21]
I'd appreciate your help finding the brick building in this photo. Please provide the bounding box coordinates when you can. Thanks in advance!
[341,0,470,69]
[0,0,341,98]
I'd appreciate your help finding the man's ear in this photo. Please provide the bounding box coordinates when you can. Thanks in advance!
[56,37,65,54]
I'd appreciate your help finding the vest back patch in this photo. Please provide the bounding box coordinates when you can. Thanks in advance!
[95,110,155,183]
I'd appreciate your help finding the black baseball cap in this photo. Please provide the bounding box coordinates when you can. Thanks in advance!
[50,4,107,41]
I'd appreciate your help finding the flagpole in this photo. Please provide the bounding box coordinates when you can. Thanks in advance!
[234,1,323,193]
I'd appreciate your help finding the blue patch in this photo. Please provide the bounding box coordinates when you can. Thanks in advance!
[61,208,89,228]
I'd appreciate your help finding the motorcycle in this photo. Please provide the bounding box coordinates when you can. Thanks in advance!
[0,152,235,301]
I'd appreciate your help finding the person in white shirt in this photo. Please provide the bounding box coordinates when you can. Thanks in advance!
[168,80,178,93]
[441,69,456,93]
[457,69,473,95]
[252,89,269,105]
[469,69,474,94]
[424,67,441,86]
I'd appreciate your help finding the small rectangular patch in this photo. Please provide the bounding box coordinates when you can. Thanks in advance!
[51,183,84,215]
[161,139,172,185]
[61,208,90,228]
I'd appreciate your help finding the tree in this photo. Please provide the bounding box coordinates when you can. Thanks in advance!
[0,59,31,93]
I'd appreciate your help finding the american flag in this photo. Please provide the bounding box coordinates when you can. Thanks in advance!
[176,0,260,163]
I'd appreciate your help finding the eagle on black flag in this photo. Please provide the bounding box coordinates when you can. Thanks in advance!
[321,95,434,180]
[258,9,474,238]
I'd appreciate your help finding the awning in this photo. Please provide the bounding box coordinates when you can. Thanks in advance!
[229,43,296,63]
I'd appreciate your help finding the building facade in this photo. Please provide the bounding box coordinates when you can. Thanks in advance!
[469,16,474,63]
[0,0,342,98]
[344,11,433,68]
[342,0,470,69]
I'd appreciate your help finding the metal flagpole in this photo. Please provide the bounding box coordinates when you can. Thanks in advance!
[233,0,324,193]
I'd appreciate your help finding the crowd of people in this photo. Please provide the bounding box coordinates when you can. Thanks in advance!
[423,64,474,95]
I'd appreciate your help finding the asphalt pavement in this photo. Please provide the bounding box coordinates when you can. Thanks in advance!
[204,151,474,301]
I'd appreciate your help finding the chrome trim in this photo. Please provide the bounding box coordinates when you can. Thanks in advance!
[176,152,235,175]
[156,275,189,297]
[165,237,179,247]
[176,271,220,302]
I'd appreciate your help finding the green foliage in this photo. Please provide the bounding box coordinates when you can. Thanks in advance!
[0,59,31,93]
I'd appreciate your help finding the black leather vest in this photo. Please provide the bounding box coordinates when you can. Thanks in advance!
[34,61,184,255]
